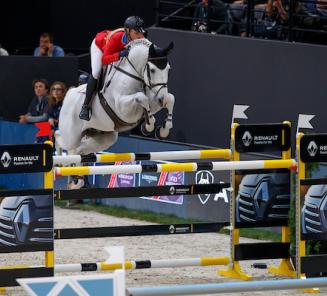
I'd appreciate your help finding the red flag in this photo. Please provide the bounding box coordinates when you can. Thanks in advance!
[35,122,52,141]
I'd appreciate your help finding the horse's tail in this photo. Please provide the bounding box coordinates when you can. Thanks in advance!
[58,85,85,151]
[54,130,64,152]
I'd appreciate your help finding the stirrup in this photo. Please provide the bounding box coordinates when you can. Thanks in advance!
[79,105,91,121]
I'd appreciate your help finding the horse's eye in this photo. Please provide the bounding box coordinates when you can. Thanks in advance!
[150,68,155,73]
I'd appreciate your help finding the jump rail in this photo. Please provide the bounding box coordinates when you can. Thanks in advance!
[53,149,232,165]
[54,222,228,240]
[54,257,230,273]
[55,159,297,177]
[126,277,327,296]
[54,183,230,200]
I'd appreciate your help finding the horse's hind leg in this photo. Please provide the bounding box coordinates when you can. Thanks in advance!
[75,131,118,155]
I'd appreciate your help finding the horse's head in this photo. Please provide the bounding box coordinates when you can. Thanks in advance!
[144,42,174,105]
[123,39,174,107]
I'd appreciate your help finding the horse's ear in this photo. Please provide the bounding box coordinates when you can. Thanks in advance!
[149,43,156,57]
[163,42,174,56]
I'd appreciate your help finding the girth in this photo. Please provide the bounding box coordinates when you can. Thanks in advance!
[98,92,140,130]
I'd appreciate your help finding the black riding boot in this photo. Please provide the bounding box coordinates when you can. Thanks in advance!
[79,75,98,121]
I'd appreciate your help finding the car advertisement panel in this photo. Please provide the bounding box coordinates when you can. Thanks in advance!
[300,179,327,240]
[235,169,291,228]
[0,192,53,253]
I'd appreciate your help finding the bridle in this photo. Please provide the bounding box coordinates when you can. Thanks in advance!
[113,56,168,99]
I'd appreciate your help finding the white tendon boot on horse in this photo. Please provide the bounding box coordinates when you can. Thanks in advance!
[68,177,85,190]
[145,114,156,133]
[155,93,175,139]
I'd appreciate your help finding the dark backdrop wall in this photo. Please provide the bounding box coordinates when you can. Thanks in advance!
[0,57,78,120]
[148,27,327,148]
[1,0,156,55]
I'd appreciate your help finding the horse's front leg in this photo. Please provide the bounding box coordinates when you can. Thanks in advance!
[135,92,156,134]
[157,93,175,138]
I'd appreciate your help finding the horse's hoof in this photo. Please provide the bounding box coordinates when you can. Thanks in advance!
[140,122,152,136]
[155,126,169,140]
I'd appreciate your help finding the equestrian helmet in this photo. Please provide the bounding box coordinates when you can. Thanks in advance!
[124,16,146,34]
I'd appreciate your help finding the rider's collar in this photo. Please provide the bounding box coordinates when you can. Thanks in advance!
[122,33,127,45]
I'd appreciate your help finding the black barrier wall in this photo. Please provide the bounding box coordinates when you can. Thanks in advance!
[1,0,156,55]
[0,57,78,120]
[148,27,327,148]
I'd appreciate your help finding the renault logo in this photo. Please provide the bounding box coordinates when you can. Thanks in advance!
[307,141,318,157]
[1,151,11,168]
[169,186,176,195]
[242,131,252,147]
[169,225,176,234]
[196,171,214,205]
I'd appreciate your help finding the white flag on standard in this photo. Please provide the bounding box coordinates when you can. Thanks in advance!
[232,104,249,124]
[297,114,315,132]
[105,246,125,266]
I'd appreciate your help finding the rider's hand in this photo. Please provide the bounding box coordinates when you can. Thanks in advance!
[119,49,129,58]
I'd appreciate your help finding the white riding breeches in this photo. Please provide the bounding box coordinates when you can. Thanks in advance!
[90,39,103,79]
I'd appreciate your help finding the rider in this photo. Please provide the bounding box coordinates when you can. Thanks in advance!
[79,16,146,121]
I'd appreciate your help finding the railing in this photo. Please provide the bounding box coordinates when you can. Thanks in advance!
[155,0,327,45]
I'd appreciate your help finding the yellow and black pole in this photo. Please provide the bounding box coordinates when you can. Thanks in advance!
[296,133,319,293]
[296,132,305,280]
[218,122,252,280]
[44,141,54,272]
[268,121,295,277]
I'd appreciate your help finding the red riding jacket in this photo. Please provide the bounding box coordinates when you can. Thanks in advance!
[95,29,127,65]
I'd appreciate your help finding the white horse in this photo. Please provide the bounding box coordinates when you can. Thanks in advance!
[57,38,175,155]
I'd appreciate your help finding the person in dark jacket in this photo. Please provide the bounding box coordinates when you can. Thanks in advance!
[19,79,49,124]
[191,0,227,34]
[19,78,49,143]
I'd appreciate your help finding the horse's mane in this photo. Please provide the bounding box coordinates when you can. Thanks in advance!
[127,38,152,50]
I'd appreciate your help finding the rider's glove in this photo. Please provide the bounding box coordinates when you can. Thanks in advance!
[119,49,129,58]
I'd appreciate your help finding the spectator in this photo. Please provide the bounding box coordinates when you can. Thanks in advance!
[33,32,65,57]
[235,0,287,39]
[47,81,67,130]
[19,79,49,124]
[0,44,9,56]
[19,79,49,143]
[227,1,247,35]
[191,0,227,34]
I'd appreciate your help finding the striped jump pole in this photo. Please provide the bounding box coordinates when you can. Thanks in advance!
[55,159,297,177]
[53,149,231,165]
[55,257,229,273]
[126,277,327,296]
